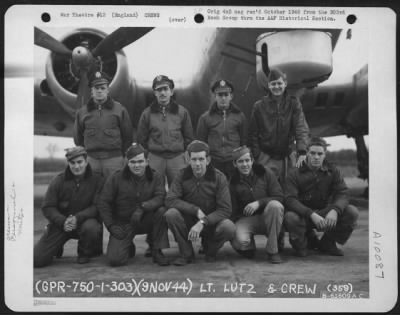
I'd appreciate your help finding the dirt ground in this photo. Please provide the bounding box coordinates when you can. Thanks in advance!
[33,179,369,299]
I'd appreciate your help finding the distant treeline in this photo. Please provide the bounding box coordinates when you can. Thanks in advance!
[326,149,357,166]
[34,149,358,173]
[34,157,67,173]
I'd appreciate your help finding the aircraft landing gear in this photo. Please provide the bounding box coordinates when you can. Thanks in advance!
[354,135,369,198]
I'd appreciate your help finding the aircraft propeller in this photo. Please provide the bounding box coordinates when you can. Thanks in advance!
[92,27,153,57]
[34,27,153,107]
[34,27,72,56]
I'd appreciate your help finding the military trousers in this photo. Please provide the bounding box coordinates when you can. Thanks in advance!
[232,200,284,255]
[88,155,125,179]
[164,208,235,258]
[148,152,187,186]
[106,207,169,266]
[34,218,102,268]
[284,205,359,250]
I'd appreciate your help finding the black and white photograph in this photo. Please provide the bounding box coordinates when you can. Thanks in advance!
[4,5,397,312]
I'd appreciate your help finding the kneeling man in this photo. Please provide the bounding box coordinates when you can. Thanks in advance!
[98,143,169,266]
[230,146,284,264]
[164,140,235,265]
[34,146,104,267]
[284,137,359,257]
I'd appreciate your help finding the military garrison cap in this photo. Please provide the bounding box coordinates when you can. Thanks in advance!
[152,75,175,90]
[88,71,111,87]
[65,146,87,161]
[211,79,234,93]
[187,140,210,155]
[308,137,330,148]
[126,143,147,160]
[232,146,251,161]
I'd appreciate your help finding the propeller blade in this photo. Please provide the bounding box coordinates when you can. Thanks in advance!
[34,27,72,56]
[92,27,153,57]
[76,70,91,108]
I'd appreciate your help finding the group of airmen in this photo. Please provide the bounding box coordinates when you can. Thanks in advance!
[34,68,359,268]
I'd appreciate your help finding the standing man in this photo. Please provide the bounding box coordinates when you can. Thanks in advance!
[163,140,235,265]
[137,75,194,186]
[284,137,359,257]
[248,68,309,183]
[74,71,133,178]
[98,143,170,266]
[197,79,247,179]
[229,146,284,263]
[34,147,103,267]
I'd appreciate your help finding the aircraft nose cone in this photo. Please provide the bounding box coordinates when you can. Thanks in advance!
[72,46,91,68]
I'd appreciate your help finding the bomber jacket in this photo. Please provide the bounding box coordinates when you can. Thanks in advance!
[137,100,194,159]
[197,102,247,162]
[41,164,104,229]
[248,92,309,160]
[165,165,232,227]
[284,161,349,218]
[98,165,166,228]
[229,163,284,222]
[74,97,133,159]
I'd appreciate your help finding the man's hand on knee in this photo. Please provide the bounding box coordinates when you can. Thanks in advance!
[310,212,326,231]
[64,215,77,232]
[244,201,260,216]
[324,209,338,231]
[188,221,204,242]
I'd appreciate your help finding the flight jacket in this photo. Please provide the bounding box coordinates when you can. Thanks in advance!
[165,165,232,227]
[284,161,349,218]
[74,97,133,159]
[137,100,194,159]
[98,165,166,228]
[196,102,247,162]
[41,164,104,229]
[229,163,284,222]
[248,92,309,160]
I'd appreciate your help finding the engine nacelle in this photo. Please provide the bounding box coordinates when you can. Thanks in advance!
[256,30,334,90]
[44,28,131,117]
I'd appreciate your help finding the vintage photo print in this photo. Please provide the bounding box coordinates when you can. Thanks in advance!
[4,4,397,312]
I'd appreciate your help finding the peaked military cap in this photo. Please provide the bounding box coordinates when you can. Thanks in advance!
[152,75,175,90]
[88,71,111,87]
[65,146,87,161]
[211,79,234,93]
